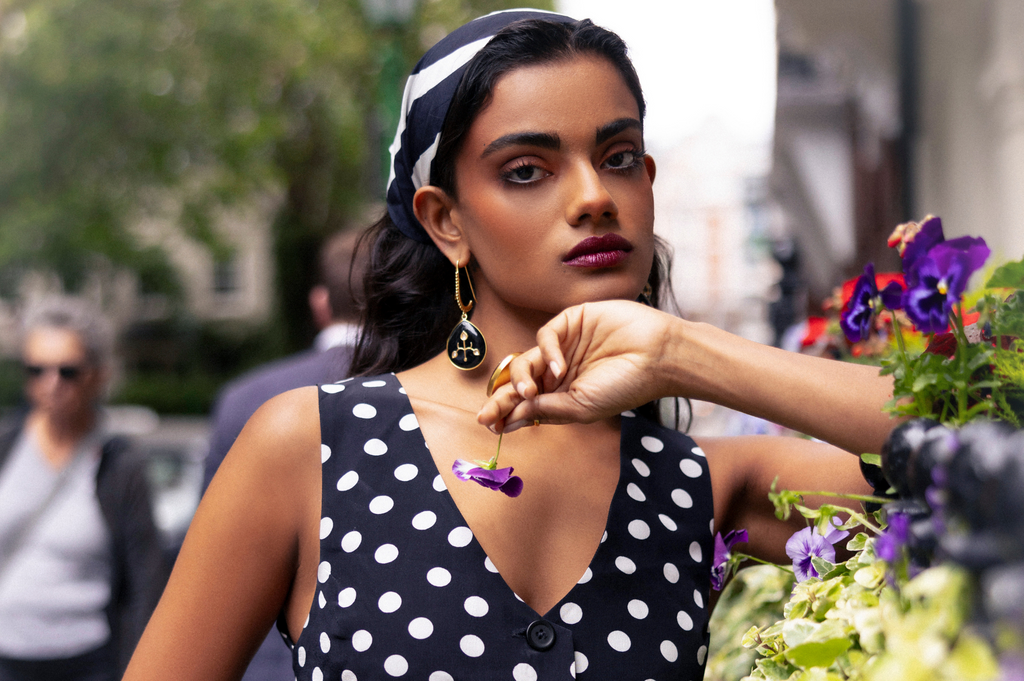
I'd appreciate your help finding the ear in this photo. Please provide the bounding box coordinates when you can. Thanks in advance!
[308,285,333,329]
[644,154,657,185]
[413,185,469,266]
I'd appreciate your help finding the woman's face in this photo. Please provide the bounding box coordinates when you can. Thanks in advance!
[449,55,656,318]
[22,327,104,421]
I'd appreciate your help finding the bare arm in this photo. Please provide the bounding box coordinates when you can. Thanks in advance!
[123,387,321,681]
[479,301,896,455]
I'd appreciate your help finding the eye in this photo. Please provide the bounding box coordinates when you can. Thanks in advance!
[604,149,643,171]
[501,161,550,184]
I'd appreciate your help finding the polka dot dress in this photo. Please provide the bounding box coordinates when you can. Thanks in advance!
[280,374,713,680]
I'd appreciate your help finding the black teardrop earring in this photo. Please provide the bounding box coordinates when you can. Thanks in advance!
[447,259,487,371]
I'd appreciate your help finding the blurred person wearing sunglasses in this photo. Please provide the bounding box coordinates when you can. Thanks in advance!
[0,296,167,681]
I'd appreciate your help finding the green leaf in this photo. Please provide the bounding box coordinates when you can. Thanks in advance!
[860,453,882,467]
[986,258,1024,289]
[810,556,844,582]
[846,532,870,551]
[912,373,939,392]
[784,638,853,669]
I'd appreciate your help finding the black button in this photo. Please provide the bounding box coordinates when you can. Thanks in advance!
[526,620,556,651]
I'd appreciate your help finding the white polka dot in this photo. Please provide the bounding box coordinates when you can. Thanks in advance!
[677,610,693,630]
[460,634,485,657]
[694,589,704,608]
[680,459,703,478]
[318,591,326,609]
[607,630,631,652]
[514,592,524,602]
[671,488,693,508]
[432,475,446,491]
[342,531,362,553]
[317,561,331,583]
[412,511,436,530]
[664,562,680,583]
[362,380,387,387]
[464,596,489,617]
[338,588,356,608]
[353,403,377,419]
[369,495,394,514]
[426,567,451,587]
[560,602,583,624]
[484,556,499,573]
[408,617,433,639]
[627,599,649,619]
[615,556,637,574]
[697,645,708,665]
[710,518,715,535]
[320,631,331,653]
[337,471,358,491]
[399,414,419,431]
[398,386,407,394]
[577,567,593,584]
[692,446,706,457]
[621,410,636,417]
[342,671,356,681]
[375,544,399,564]
[448,526,473,547]
[626,482,646,502]
[574,651,589,674]
[364,438,388,456]
[601,531,608,543]
[321,444,332,463]
[641,436,664,452]
[428,673,453,681]
[321,384,345,393]
[658,514,678,531]
[631,458,651,477]
[394,463,418,481]
[320,517,334,539]
[378,591,402,613]
[513,663,538,681]
[661,640,678,662]
[352,630,372,652]
[385,654,408,677]
[689,541,703,562]
[298,646,306,667]
[312,668,323,681]
[628,519,651,540]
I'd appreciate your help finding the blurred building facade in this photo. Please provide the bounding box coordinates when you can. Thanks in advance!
[772,0,1024,309]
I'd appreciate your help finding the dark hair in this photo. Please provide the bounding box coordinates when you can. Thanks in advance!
[349,18,672,379]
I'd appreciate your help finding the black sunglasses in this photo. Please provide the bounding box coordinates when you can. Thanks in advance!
[23,364,85,381]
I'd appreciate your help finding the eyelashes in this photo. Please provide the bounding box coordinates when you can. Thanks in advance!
[499,146,647,185]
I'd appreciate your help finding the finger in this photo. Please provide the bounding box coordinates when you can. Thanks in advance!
[536,307,577,380]
[508,347,545,399]
[476,382,523,432]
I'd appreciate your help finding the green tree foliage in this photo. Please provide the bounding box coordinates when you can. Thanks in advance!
[0,0,550,344]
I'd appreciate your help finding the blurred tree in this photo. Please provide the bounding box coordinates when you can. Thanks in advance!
[0,0,550,348]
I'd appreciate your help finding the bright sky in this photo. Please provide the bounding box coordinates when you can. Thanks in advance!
[555,0,777,150]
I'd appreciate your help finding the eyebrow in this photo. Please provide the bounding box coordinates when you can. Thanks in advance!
[596,118,642,145]
[481,132,561,157]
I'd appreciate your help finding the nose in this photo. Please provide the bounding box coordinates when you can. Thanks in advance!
[566,161,618,226]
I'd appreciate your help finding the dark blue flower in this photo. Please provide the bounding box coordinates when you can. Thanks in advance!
[710,529,748,591]
[840,263,905,343]
[902,237,990,333]
[452,459,523,497]
[786,526,849,581]
[876,512,910,562]
[899,215,945,280]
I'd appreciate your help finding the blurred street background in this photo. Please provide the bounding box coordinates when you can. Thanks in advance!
[3,0,1024,550]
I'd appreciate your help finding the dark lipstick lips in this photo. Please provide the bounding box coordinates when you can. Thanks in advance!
[563,234,634,262]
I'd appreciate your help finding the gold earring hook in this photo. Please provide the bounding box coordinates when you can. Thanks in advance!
[455,258,474,316]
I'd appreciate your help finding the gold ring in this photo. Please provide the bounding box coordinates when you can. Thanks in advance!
[486,352,521,397]
[533,419,540,427]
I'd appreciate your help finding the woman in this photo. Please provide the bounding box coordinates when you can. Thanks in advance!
[0,296,166,680]
[125,11,891,680]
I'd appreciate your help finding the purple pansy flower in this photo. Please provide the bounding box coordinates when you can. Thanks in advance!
[902,237,990,333]
[840,263,905,343]
[452,459,523,497]
[786,525,849,581]
[900,215,945,281]
[711,529,748,591]
[875,512,910,562]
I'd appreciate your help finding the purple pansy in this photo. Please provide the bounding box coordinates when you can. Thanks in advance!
[452,459,523,497]
[902,237,990,333]
[786,525,849,581]
[875,512,910,562]
[840,263,905,343]
[900,215,945,281]
[711,529,748,591]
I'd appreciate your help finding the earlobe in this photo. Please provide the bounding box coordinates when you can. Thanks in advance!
[644,155,657,185]
[413,186,466,264]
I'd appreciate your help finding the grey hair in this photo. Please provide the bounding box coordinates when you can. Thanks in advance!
[20,296,114,367]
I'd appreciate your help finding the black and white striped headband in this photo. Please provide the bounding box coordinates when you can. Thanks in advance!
[385,8,576,243]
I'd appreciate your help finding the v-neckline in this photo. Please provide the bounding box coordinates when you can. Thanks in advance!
[389,373,627,619]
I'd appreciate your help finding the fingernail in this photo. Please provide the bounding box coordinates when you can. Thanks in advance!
[516,382,528,396]
[549,361,561,377]
[504,420,527,434]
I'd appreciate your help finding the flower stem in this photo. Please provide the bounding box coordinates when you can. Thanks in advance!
[732,552,795,574]
[482,433,503,470]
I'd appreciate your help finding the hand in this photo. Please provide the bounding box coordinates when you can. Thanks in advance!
[477,300,679,433]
